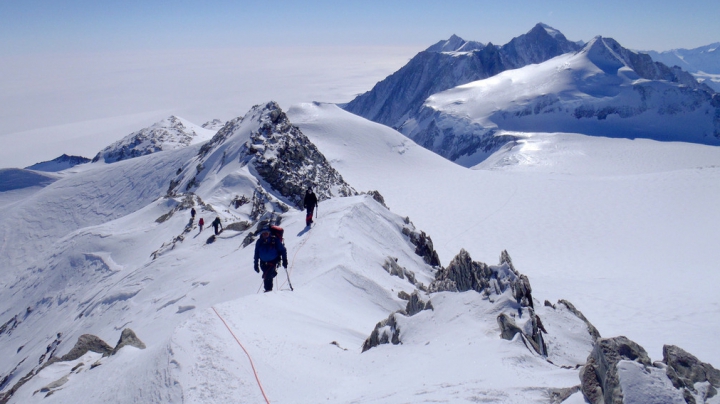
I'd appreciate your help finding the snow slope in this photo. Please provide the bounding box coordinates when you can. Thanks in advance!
[290,101,720,368]
[1,101,719,403]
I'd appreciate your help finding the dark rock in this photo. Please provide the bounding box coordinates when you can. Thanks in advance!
[225,221,252,232]
[111,328,146,355]
[365,190,388,208]
[243,102,356,209]
[381,257,424,289]
[497,313,523,340]
[580,336,652,404]
[663,344,720,400]
[429,250,533,312]
[362,292,432,352]
[580,357,604,404]
[401,227,441,267]
[362,314,401,352]
[405,291,433,316]
[60,334,113,361]
[548,385,581,403]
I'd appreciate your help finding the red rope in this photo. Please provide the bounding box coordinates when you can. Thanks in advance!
[212,307,271,404]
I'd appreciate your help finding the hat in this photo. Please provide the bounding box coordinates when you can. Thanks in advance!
[260,226,271,233]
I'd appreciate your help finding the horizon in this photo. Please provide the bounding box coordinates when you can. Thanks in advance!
[1,0,719,168]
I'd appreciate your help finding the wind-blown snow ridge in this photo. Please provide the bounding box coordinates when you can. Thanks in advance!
[25,154,90,172]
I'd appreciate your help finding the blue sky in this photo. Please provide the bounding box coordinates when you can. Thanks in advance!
[1,0,719,168]
[2,0,719,54]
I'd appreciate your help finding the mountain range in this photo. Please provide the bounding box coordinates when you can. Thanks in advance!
[1,23,720,404]
[646,43,720,91]
[344,23,720,167]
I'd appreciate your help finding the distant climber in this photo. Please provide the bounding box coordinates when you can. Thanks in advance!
[254,226,288,292]
[198,217,204,232]
[212,217,223,235]
[303,188,318,227]
[190,207,196,220]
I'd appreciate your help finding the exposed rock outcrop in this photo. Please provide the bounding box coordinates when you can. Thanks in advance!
[361,292,433,352]
[60,334,113,361]
[182,102,357,209]
[382,257,426,290]
[111,328,146,355]
[428,250,533,308]
[401,226,441,267]
[497,308,547,356]
[580,336,652,404]
[0,329,144,404]
[664,344,720,402]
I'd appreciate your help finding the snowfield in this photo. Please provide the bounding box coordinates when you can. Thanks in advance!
[0,99,718,403]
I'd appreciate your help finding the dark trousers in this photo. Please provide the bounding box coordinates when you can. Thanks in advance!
[213,224,220,235]
[260,260,278,291]
[305,206,315,225]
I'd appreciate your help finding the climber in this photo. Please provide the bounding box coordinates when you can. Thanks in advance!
[254,226,288,292]
[212,216,223,235]
[198,217,204,233]
[190,207,196,220]
[303,188,318,227]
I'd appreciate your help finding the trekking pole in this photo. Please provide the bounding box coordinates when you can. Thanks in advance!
[316,204,319,219]
[284,266,294,291]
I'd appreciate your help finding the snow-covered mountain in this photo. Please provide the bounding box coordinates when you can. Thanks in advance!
[2,99,718,403]
[201,119,225,131]
[92,115,217,164]
[424,34,485,53]
[399,36,720,166]
[24,155,90,172]
[342,23,582,130]
[646,42,720,92]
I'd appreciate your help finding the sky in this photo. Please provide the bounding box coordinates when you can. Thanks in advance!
[1,0,719,168]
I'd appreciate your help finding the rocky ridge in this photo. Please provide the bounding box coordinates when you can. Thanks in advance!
[361,241,720,403]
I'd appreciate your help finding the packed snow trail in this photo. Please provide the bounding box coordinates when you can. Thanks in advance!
[211,306,271,404]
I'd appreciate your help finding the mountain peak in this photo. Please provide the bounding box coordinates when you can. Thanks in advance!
[426,34,485,53]
[177,101,356,208]
[536,23,565,39]
[92,115,216,164]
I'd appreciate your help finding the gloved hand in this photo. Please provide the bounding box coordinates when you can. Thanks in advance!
[282,260,288,269]
[254,262,259,273]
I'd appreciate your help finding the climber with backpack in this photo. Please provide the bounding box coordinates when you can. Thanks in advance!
[303,188,318,227]
[253,226,288,292]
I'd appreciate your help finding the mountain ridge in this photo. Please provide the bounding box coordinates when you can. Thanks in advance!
[342,23,583,130]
